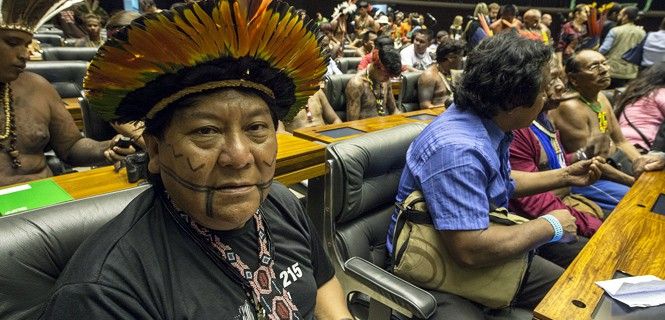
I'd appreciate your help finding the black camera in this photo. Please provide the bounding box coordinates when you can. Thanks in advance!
[124,151,149,183]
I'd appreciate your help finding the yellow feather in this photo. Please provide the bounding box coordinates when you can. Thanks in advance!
[233,2,250,57]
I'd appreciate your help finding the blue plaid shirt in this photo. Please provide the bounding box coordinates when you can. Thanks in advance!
[387,104,515,253]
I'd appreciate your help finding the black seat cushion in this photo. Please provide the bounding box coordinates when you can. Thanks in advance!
[42,47,98,61]
[327,123,427,268]
[324,74,356,121]
[398,72,422,112]
[26,61,88,99]
[0,186,149,319]
[33,34,63,47]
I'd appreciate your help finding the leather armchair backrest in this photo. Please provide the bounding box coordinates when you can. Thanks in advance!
[80,97,117,141]
[323,74,356,121]
[32,34,63,47]
[326,123,426,269]
[336,57,362,74]
[0,186,150,319]
[35,28,64,36]
[398,72,423,112]
[26,61,88,99]
[42,47,98,61]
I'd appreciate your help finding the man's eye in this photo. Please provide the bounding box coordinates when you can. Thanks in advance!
[195,127,219,135]
[248,123,268,132]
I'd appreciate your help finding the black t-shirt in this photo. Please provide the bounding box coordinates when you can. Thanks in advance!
[39,183,333,319]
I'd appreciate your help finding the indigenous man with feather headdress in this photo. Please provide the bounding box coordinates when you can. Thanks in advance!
[39,0,352,318]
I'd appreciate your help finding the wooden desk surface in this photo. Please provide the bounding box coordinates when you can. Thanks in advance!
[62,97,84,131]
[293,107,444,144]
[1,134,325,205]
[534,170,665,320]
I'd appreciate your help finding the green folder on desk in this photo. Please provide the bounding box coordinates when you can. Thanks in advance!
[0,179,73,216]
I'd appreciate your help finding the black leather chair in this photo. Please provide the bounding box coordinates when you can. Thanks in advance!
[35,27,64,37]
[317,123,437,319]
[398,72,422,112]
[0,185,150,319]
[42,47,98,61]
[323,73,356,121]
[344,48,359,57]
[336,57,362,74]
[80,97,118,141]
[33,34,63,47]
[26,61,88,99]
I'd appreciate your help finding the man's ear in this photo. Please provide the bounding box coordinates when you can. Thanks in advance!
[143,134,160,174]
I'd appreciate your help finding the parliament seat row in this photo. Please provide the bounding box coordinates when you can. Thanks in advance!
[322,72,424,122]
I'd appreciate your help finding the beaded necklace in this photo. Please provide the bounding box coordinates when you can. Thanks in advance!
[364,68,386,116]
[164,195,299,320]
[0,83,20,168]
[579,94,608,133]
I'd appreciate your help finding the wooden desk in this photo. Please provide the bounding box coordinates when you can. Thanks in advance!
[52,166,140,200]
[534,170,665,319]
[62,97,84,131]
[1,134,324,207]
[274,133,326,185]
[293,107,444,144]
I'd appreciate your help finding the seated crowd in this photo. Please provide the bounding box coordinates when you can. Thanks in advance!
[2,0,665,319]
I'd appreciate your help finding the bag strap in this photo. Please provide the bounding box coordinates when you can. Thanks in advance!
[622,109,652,149]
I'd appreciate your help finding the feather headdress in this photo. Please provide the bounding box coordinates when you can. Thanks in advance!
[84,0,329,123]
[0,0,83,33]
[331,2,356,21]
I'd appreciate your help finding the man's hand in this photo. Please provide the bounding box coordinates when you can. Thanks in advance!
[564,157,604,186]
[546,209,578,243]
[583,133,611,159]
[633,152,665,178]
[104,135,136,163]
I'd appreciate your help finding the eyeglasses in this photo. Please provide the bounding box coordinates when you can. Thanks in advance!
[584,61,609,72]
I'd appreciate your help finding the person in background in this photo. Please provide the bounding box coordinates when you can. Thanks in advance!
[616,63,665,153]
[387,32,602,318]
[139,0,162,14]
[73,14,102,47]
[358,35,393,71]
[346,46,402,120]
[449,15,464,40]
[53,8,86,39]
[509,55,611,237]
[542,13,553,28]
[488,2,500,23]
[641,17,665,69]
[0,0,133,187]
[39,0,352,318]
[550,50,634,211]
[463,2,490,51]
[400,28,433,71]
[490,4,523,34]
[557,4,589,63]
[354,1,377,37]
[600,2,622,45]
[599,6,645,89]
[418,39,464,110]
[284,89,343,132]
[315,12,329,27]
[521,9,551,44]
[76,0,108,26]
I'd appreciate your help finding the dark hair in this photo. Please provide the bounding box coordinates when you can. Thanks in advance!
[378,46,402,76]
[607,2,622,16]
[661,17,665,30]
[501,4,518,18]
[375,35,394,48]
[435,39,465,63]
[614,62,665,117]
[454,31,552,117]
[362,30,376,43]
[564,49,596,74]
[144,86,278,138]
[411,28,432,42]
[623,6,639,22]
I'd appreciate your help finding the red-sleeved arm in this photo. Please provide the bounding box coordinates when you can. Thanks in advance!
[509,128,602,237]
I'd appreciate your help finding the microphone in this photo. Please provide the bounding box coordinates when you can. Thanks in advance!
[426,13,437,27]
